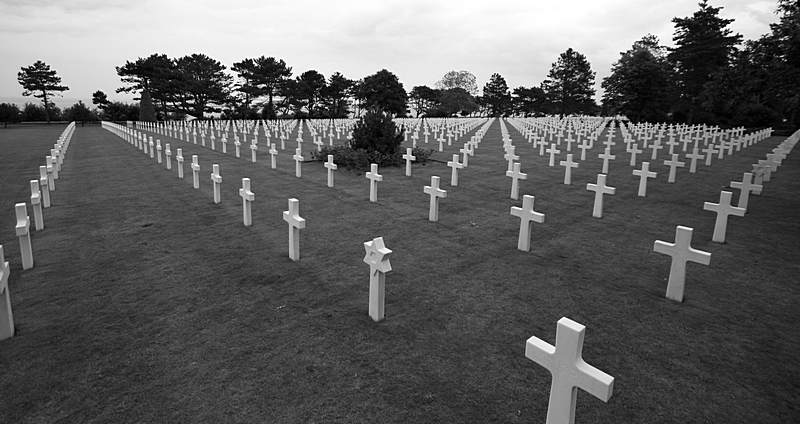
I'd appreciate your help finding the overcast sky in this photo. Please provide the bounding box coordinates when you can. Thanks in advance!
[0,0,781,109]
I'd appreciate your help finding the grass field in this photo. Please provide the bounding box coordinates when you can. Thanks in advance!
[0,120,798,423]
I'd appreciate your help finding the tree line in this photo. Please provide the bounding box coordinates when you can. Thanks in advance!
[2,0,797,128]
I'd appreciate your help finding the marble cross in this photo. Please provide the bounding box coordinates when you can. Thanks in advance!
[324,155,337,188]
[366,164,383,202]
[654,226,711,302]
[424,176,447,222]
[703,191,745,243]
[586,174,615,218]
[210,164,222,204]
[632,162,657,197]
[510,195,545,252]
[0,245,14,340]
[239,178,255,226]
[525,317,614,424]
[283,198,306,261]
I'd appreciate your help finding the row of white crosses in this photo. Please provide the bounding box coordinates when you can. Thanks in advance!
[16,122,76,271]
[420,119,494,221]
[653,132,796,303]
[3,122,76,342]
[504,121,616,424]
[104,122,314,262]
[512,122,793,423]
[122,121,410,327]
[120,122,404,324]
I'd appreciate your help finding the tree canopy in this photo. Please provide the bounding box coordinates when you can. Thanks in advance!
[354,69,407,117]
[482,73,511,117]
[436,70,479,96]
[602,35,674,122]
[541,48,596,116]
[669,0,742,123]
[17,60,69,124]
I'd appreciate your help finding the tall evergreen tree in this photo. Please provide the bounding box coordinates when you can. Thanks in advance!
[511,86,546,117]
[116,53,175,117]
[17,60,69,124]
[541,48,596,116]
[668,0,742,123]
[602,35,674,122]
[292,70,327,117]
[321,72,355,118]
[482,73,511,117]
[354,69,408,117]
[409,85,439,117]
[172,54,232,119]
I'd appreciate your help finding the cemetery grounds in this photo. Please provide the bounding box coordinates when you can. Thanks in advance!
[0,120,798,423]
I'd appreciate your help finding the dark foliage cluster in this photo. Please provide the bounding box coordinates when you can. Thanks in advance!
[311,145,434,172]
[309,108,433,171]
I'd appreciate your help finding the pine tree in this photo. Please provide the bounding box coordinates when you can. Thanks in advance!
[541,48,596,116]
[668,0,742,123]
[17,60,69,124]
[602,35,674,122]
[482,73,511,117]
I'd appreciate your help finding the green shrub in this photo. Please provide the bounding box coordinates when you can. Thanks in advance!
[349,109,404,156]
[311,145,435,172]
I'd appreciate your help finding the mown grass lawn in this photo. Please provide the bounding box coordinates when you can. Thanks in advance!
[0,120,797,423]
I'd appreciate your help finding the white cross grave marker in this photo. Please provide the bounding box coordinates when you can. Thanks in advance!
[0,245,13,341]
[447,154,464,186]
[293,148,304,178]
[702,145,717,166]
[506,162,527,200]
[38,166,50,208]
[703,191,746,243]
[324,155,337,188]
[654,226,711,302]
[632,162,657,197]
[269,143,278,169]
[402,148,415,177]
[730,172,762,210]
[504,146,519,172]
[191,155,200,189]
[366,163,383,202]
[239,178,255,226]
[156,140,162,163]
[363,236,392,322]
[46,156,55,190]
[460,144,472,167]
[165,143,172,170]
[525,317,614,424]
[684,148,703,173]
[663,154,685,183]
[251,143,258,163]
[15,203,33,270]
[424,176,447,222]
[510,195,545,252]
[586,174,616,218]
[628,143,642,167]
[546,143,561,167]
[598,148,616,174]
[210,164,222,204]
[559,154,578,185]
[176,149,184,178]
[283,198,306,261]
[29,180,44,230]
